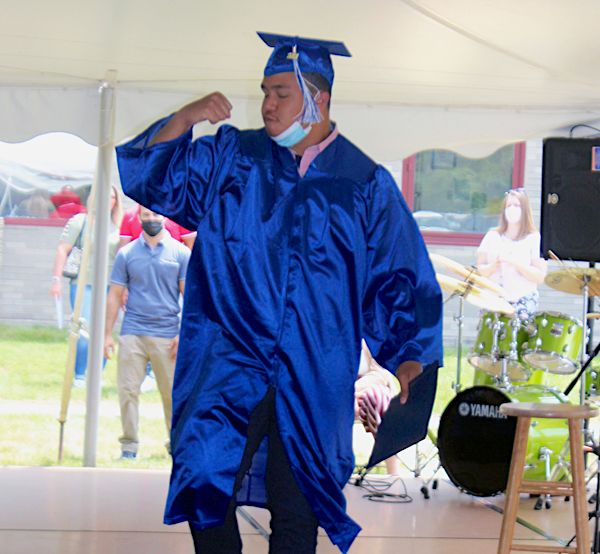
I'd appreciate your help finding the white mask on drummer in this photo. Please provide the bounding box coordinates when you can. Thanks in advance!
[505,205,522,224]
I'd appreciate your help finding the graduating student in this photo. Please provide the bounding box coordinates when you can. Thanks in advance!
[116,32,443,554]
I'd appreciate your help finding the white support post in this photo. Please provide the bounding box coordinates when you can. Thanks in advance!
[83,70,117,467]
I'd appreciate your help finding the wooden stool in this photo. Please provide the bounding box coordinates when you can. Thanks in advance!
[497,402,598,554]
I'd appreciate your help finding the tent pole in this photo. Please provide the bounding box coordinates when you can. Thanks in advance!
[83,70,117,467]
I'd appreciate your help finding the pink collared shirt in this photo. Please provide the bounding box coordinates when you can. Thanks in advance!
[291,123,339,177]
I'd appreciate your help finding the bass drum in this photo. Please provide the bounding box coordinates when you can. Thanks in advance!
[437,385,570,497]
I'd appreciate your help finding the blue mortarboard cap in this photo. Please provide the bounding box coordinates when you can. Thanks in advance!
[258,32,351,88]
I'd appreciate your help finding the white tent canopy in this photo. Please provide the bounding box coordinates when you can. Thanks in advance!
[3,0,600,159]
[5,0,600,466]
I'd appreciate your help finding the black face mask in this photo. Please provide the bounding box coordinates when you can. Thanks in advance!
[141,220,164,237]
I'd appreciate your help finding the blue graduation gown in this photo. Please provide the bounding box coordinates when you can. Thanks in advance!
[116,119,443,553]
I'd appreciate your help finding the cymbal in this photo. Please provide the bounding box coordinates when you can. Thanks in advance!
[464,287,515,315]
[545,268,600,297]
[436,273,468,295]
[435,274,515,315]
[429,253,508,297]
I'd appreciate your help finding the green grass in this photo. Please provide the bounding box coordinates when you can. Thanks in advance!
[0,414,171,469]
[0,323,169,468]
[0,323,596,470]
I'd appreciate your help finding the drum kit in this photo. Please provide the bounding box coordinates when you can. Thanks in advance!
[424,253,600,508]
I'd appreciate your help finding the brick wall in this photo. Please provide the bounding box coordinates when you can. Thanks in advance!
[0,221,71,326]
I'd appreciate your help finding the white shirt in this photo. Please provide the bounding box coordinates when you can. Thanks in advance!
[478,230,541,301]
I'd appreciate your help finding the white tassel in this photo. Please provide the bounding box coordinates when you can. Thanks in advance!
[289,46,323,126]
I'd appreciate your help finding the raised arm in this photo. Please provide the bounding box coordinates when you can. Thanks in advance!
[148,92,233,146]
[116,93,239,233]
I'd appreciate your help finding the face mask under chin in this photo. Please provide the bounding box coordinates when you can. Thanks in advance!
[270,121,312,148]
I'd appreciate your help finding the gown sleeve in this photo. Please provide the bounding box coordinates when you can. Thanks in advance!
[361,166,443,374]
[116,116,239,230]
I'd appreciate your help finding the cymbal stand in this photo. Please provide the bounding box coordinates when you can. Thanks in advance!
[445,287,471,394]
[581,275,591,407]
[454,295,465,394]
[456,267,481,394]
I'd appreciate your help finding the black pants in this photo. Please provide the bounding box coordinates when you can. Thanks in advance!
[189,387,319,553]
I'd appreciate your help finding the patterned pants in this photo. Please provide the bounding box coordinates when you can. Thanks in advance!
[509,290,539,321]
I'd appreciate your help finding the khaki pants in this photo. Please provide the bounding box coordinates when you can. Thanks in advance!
[117,335,175,454]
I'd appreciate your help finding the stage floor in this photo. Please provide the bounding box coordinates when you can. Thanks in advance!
[1,465,595,554]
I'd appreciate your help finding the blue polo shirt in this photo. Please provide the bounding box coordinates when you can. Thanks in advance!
[111,231,190,338]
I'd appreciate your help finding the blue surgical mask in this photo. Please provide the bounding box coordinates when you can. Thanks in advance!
[271,121,312,148]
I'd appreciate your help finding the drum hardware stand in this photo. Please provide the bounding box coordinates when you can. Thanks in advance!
[524,436,573,511]
[445,272,483,394]
[444,289,470,394]
[564,336,600,399]
[580,274,592,408]
[565,436,600,553]
[400,428,441,493]
[419,460,441,499]
[453,296,465,394]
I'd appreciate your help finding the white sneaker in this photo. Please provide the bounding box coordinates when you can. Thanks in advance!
[72,378,86,390]
[140,375,157,393]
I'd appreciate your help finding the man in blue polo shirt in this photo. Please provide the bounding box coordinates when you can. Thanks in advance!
[104,205,191,459]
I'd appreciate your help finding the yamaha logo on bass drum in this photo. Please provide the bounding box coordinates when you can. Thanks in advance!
[458,401,508,419]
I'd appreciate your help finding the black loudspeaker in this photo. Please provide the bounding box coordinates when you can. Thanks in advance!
[541,138,600,262]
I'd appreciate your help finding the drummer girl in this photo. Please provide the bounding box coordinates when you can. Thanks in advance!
[477,189,547,320]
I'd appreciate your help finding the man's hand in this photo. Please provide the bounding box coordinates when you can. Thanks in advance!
[168,335,179,362]
[179,92,233,125]
[104,334,115,360]
[149,92,233,146]
[395,361,423,404]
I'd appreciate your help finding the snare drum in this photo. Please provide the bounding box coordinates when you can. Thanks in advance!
[467,311,530,382]
[437,385,570,497]
[522,311,583,374]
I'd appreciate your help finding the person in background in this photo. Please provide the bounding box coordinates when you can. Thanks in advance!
[50,184,123,388]
[118,203,196,392]
[15,189,53,218]
[48,184,87,219]
[119,203,196,250]
[477,188,547,320]
[104,206,190,459]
